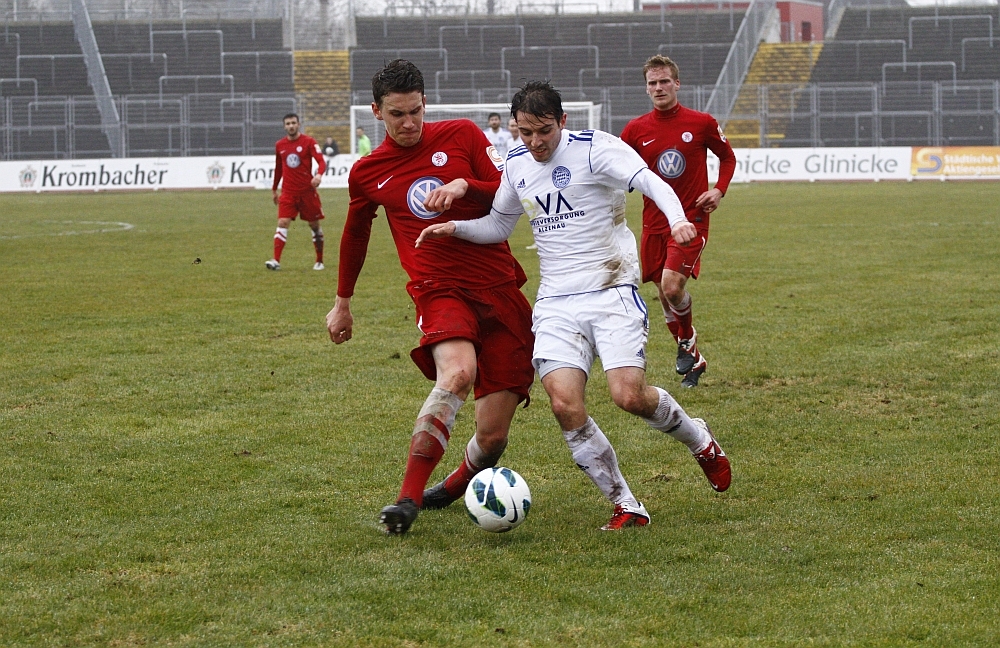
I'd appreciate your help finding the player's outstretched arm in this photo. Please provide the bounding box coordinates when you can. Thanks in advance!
[415,222,457,248]
[327,296,354,344]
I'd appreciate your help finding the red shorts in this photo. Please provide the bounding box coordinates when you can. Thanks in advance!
[277,189,324,221]
[641,227,709,284]
[407,280,535,403]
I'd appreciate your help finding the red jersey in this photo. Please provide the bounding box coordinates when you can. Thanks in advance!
[273,134,327,193]
[338,119,525,298]
[620,104,736,235]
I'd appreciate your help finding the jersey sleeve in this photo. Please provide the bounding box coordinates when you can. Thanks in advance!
[462,122,503,208]
[452,165,525,242]
[336,172,378,299]
[272,146,283,191]
[589,129,650,191]
[491,166,525,217]
[311,140,328,176]
[705,117,736,195]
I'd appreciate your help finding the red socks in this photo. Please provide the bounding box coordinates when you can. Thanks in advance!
[669,292,693,341]
[312,229,324,263]
[273,227,287,262]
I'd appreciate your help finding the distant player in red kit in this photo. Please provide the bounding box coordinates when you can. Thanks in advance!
[267,113,327,271]
[620,55,737,388]
[325,60,534,535]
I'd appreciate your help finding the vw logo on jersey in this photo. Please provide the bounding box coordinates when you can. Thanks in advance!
[286,153,301,169]
[657,149,686,179]
[407,176,444,219]
[552,166,572,189]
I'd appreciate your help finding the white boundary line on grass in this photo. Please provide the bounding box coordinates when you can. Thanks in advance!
[0,220,135,240]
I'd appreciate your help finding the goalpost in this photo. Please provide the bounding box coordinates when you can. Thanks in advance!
[349,102,602,154]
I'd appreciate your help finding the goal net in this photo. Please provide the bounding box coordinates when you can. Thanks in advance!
[349,102,601,154]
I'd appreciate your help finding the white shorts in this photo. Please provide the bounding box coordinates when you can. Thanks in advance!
[532,285,649,379]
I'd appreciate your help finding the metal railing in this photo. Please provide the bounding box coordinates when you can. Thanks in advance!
[731,80,1000,147]
[500,45,599,80]
[72,0,122,157]
[349,48,449,83]
[961,35,999,72]
[3,80,999,161]
[705,0,777,127]
[586,21,672,56]
[438,24,524,55]
[433,69,511,103]
[909,14,994,49]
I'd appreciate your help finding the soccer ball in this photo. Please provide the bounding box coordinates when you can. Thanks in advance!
[464,467,531,533]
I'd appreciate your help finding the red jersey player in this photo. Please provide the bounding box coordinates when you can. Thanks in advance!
[620,55,737,388]
[267,113,327,271]
[325,60,535,535]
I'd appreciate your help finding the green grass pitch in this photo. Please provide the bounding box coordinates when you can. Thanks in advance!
[1,181,998,646]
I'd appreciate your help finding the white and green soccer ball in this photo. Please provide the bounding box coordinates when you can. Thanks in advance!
[464,467,531,533]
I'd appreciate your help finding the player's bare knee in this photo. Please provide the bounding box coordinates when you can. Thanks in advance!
[611,389,646,416]
[549,395,586,429]
[437,366,475,397]
[475,428,509,457]
[661,282,685,304]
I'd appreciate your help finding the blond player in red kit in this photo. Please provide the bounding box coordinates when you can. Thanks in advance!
[620,56,736,388]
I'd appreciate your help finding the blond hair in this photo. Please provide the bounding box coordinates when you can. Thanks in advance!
[643,55,680,82]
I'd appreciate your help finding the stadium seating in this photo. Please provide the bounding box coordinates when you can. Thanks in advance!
[351,9,746,132]
[812,5,999,84]
[780,4,1000,147]
[1,16,294,159]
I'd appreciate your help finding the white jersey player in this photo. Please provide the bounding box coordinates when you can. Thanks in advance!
[483,112,515,160]
[417,81,731,530]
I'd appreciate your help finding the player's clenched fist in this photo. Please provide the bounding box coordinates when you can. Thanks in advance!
[326,297,354,344]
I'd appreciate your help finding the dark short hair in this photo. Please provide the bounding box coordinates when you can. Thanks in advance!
[372,59,424,106]
[283,113,299,123]
[510,81,564,123]
[487,112,501,120]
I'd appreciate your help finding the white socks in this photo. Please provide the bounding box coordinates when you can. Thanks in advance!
[641,387,711,453]
[562,418,638,507]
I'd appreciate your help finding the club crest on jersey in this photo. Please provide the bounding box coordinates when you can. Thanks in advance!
[657,149,686,178]
[407,176,444,219]
[286,153,301,168]
[552,166,571,189]
[682,131,693,143]
[431,151,448,167]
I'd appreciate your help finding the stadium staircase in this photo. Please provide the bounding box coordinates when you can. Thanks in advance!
[293,50,351,148]
[725,42,822,147]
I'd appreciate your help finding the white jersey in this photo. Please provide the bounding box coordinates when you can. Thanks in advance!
[483,127,515,159]
[493,128,648,300]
